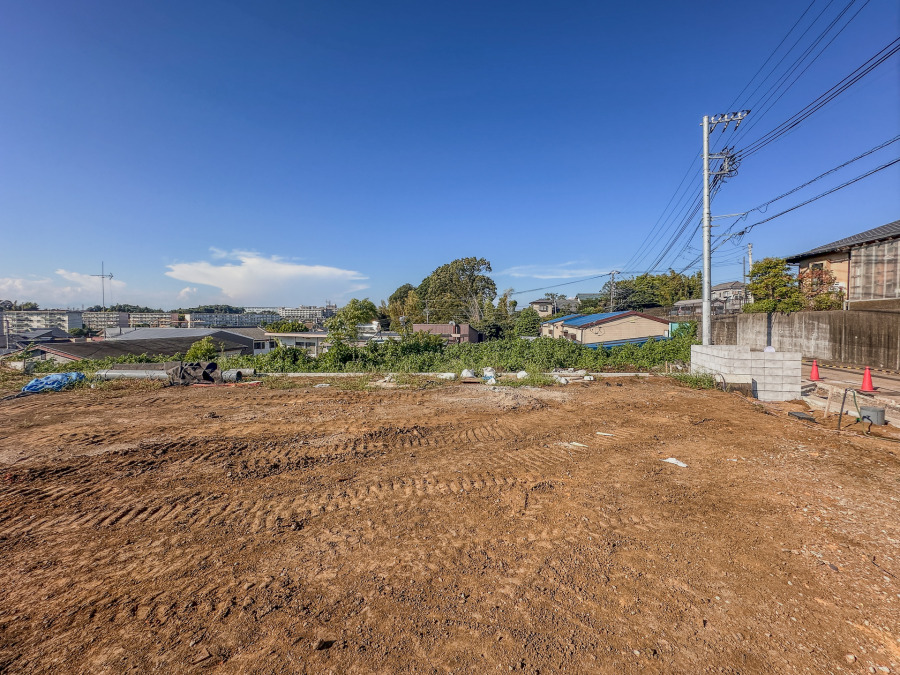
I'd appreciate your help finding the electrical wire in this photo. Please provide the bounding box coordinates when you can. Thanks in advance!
[731,0,871,146]
[738,36,900,158]
[729,156,900,236]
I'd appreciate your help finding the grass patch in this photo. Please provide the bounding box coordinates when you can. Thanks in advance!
[669,372,717,390]
[325,376,372,391]
[494,373,557,388]
[390,373,455,389]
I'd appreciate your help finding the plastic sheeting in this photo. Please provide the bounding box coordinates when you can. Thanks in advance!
[22,372,86,393]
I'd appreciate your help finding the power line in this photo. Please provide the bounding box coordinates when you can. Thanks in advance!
[729,135,900,225]
[738,36,900,158]
[731,0,871,146]
[730,156,900,235]
[508,272,615,297]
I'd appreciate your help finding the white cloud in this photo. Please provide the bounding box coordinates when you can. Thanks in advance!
[177,286,198,301]
[165,250,369,305]
[500,261,608,279]
[0,269,126,308]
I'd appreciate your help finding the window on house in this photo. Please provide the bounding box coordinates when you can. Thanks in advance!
[811,263,824,270]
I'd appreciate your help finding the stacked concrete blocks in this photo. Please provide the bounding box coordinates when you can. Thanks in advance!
[691,345,802,402]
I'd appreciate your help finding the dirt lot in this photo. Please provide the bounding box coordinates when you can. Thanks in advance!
[1,376,899,673]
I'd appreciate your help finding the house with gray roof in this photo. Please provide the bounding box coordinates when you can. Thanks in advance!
[785,219,900,310]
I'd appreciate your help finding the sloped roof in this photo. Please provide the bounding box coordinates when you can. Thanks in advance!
[786,219,900,261]
[32,336,251,361]
[562,311,628,327]
[711,281,746,291]
[540,313,582,325]
[563,310,669,328]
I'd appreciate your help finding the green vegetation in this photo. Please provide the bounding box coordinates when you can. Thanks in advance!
[578,271,702,312]
[185,336,223,361]
[669,372,717,389]
[173,304,245,314]
[325,298,380,342]
[493,372,557,388]
[263,320,308,333]
[513,306,541,337]
[0,300,39,310]
[84,304,163,313]
[24,324,697,376]
[743,258,803,313]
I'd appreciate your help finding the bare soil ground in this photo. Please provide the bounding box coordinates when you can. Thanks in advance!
[1,376,899,674]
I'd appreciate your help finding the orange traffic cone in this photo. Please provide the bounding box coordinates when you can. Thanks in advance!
[860,367,876,393]
[810,360,821,381]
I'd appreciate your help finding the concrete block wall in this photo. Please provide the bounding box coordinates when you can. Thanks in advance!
[691,345,802,402]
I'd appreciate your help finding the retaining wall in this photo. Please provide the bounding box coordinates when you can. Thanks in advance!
[711,311,900,371]
[691,345,802,402]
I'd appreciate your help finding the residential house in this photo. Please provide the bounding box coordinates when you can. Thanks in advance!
[412,323,483,344]
[672,298,727,316]
[529,297,579,318]
[265,331,330,357]
[541,311,670,346]
[785,218,900,310]
[711,281,750,310]
[539,314,583,339]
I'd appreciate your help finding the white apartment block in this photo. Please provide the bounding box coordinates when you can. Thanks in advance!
[129,312,180,327]
[185,313,280,328]
[82,312,129,331]
[1,311,83,334]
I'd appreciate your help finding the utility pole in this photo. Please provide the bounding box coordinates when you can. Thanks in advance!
[701,110,749,345]
[747,243,753,270]
[608,271,618,312]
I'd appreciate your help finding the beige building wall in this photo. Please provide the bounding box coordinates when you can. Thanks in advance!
[565,316,668,345]
[793,252,850,293]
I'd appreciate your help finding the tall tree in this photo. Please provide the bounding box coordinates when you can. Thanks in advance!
[743,258,803,313]
[418,257,497,323]
[325,298,379,341]
[514,307,541,337]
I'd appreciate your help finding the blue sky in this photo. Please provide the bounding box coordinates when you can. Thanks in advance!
[1,0,897,309]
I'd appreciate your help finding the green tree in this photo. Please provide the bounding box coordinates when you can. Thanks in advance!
[743,258,803,313]
[418,257,497,323]
[264,320,308,333]
[388,283,415,306]
[514,306,542,337]
[325,298,379,342]
[185,336,222,361]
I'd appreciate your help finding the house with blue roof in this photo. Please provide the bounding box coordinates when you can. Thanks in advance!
[540,310,670,346]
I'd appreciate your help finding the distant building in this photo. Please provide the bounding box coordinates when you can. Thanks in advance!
[265,331,330,357]
[185,312,279,328]
[411,323,483,344]
[786,218,900,310]
[82,311,129,331]
[575,293,604,305]
[1,310,83,334]
[540,311,669,346]
[105,327,272,355]
[529,297,578,318]
[129,312,181,328]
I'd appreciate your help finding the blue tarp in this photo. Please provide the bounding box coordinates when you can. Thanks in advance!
[22,372,86,393]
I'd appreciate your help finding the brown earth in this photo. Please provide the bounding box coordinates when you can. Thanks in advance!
[0,376,899,674]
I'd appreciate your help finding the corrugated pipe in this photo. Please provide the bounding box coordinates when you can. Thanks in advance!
[221,369,243,383]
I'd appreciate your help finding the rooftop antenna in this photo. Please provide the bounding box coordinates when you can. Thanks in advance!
[91,262,114,310]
